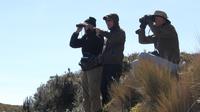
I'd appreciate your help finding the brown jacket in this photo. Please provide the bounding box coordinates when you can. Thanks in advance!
[138,23,180,64]
[100,28,126,64]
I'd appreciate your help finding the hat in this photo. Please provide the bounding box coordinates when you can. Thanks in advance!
[154,10,168,20]
[103,13,119,23]
[84,17,96,27]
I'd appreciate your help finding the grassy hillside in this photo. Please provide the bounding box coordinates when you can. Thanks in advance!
[0,103,22,112]
[21,52,200,112]
[2,52,199,112]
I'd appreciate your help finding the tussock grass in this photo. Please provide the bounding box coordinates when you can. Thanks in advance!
[155,55,200,112]
[132,59,177,112]
[190,55,200,100]
[107,55,200,112]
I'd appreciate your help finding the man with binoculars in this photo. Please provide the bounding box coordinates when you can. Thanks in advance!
[69,17,104,112]
[136,10,180,64]
[132,10,181,80]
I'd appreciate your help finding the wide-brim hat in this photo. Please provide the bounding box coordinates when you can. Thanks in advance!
[154,10,168,20]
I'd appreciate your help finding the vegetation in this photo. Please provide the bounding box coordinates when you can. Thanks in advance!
[2,52,200,112]
[22,69,83,112]
[104,52,200,112]
[0,103,22,112]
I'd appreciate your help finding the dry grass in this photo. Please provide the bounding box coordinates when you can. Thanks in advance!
[106,55,200,112]
[190,55,200,100]
[103,68,143,112]
[155,74,193,112]
[132,59,176,112]
[0,103,22,112]
[154,55,200,112]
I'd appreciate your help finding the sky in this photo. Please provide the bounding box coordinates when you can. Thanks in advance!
[0,0,200,105]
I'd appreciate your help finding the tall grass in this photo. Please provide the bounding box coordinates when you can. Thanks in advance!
[155,55,200,112]
[133,59,177,112]
[103,67,143,112]
[107,55,200,112]
[155,73,193,112]
[190,55,200,100]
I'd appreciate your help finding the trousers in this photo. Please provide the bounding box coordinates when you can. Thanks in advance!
[82,66,102,112]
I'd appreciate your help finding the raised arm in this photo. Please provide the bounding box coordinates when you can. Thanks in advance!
[69,27,86,48]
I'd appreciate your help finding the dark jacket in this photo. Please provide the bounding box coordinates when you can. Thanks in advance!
[138,22,180,64]
[70,31,104,57]
[70,31,104,70]
[100,27,126,65]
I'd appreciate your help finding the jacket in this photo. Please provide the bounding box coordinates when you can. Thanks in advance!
[138,22,180,64]
[70,31,104,57]
[100,27,126,65]
[70,31,104,70]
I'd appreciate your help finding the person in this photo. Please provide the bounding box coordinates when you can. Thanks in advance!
[96,13,126,105]
[133,10,180,80]
[136,10,180,64]
[69,17,104,112]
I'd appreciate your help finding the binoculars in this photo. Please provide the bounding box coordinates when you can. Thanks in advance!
[76,23,87,28]
[139,15,154,24]
[139,15,155,29]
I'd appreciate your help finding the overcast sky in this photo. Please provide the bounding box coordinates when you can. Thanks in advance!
[0,0,200,105]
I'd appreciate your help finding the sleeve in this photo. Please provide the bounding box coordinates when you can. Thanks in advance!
[69,32,86,48]
[98,35,104,54]
[100,30,125,46]
[99,31,111,39]
[148,23,177,39]
[138,29,156,44]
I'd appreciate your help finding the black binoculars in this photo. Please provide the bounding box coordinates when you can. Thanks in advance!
[139,15,154,24]
[76,23,87,28]
[139,15,155,29]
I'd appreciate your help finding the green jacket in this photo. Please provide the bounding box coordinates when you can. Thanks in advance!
[100,28,126,64]
[138,22,180,64]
